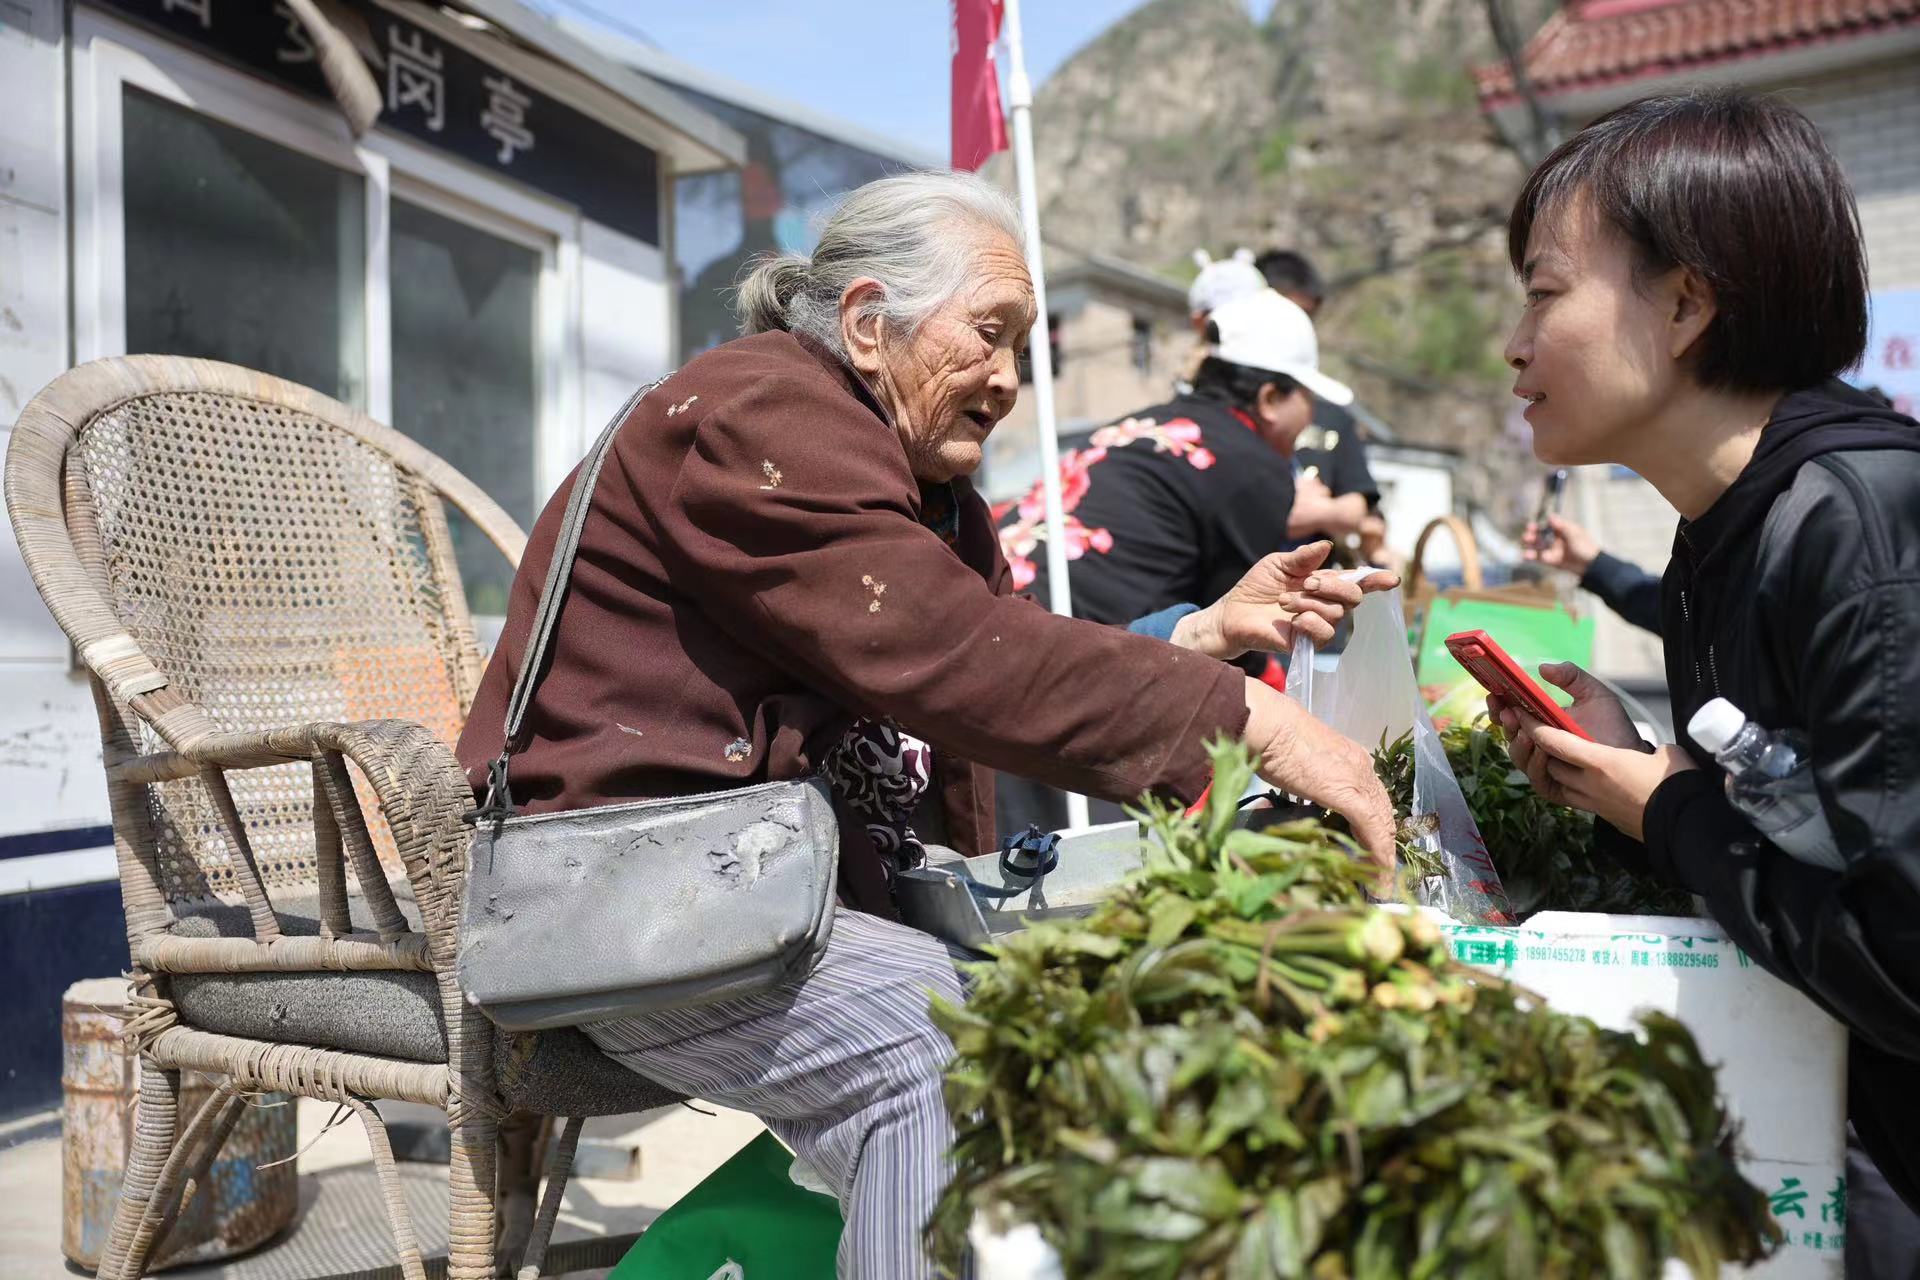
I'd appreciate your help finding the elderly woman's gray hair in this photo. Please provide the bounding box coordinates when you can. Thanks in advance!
[735,171,1024,358]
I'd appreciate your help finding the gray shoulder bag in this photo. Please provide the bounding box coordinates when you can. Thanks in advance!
[456,382,839,1032]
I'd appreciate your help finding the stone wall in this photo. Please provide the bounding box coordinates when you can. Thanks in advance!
[1787,56,1920,290]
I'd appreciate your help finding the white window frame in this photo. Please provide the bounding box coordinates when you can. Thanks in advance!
[70,7,585,506]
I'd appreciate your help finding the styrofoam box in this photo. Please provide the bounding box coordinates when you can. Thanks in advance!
[1445,911,1848,1279]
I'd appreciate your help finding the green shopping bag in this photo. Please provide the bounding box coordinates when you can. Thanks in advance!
[610,1131,841,1280]
[1403,517,1594,729]
[1415,594,1595,728]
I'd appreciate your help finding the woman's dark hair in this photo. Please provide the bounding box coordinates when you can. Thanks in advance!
[1508,88,1868,392]
[1254,249,1326,305]
[1191,354,1298,410]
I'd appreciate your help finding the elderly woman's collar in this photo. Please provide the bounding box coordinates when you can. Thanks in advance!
[790,331,895,429]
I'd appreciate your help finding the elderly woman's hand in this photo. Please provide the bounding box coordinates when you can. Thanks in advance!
[1172,541,1400,659]
[1244,681,1397,876]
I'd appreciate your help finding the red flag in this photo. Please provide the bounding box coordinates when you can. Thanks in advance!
[951,0,1008,171]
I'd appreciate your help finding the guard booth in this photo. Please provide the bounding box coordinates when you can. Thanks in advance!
[0,0,745,1119]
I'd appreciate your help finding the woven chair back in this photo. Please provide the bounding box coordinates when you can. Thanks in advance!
[48,363,521,909]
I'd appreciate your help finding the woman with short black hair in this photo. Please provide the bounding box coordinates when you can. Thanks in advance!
[1488,89,1920,1231]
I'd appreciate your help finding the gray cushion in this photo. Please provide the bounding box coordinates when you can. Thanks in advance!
[170,895,448,1061]
[172,967,448,1062]
[495,1025,683,1116]
[167,899,684,1114]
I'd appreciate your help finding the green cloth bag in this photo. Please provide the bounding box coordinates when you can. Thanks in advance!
[610,1131,841,1280]
[1414,594,1596,728]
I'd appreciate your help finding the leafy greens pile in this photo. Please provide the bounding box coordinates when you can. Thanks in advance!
[1378,720,1696,918]
[930,740,1776,1279]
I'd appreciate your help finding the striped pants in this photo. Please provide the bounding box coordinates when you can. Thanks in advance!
[583,908,970,1280]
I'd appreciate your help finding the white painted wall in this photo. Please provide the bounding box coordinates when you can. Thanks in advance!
[580,218,674,431]
[0,0,113,859]
[1370,454,1457,569]
[2,0,75,665]
[0,668,111,836]
[1567,465,1672,683]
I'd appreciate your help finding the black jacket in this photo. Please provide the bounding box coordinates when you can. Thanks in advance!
[1580,551,1662,635]
[1294,401,1381,510]
[1595,380,1920,1202]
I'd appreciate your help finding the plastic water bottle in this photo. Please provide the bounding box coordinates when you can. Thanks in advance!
[1686,698,1844,872]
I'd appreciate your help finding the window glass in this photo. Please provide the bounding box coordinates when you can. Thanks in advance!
[1131,316,1155,376]
[123,87,367,405]
[672,88,913,362]
[390,199,540,616]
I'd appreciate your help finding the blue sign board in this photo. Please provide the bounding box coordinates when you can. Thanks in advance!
[1854,289,1920,419]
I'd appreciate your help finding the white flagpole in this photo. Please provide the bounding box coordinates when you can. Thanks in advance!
[1001,0,1090,830]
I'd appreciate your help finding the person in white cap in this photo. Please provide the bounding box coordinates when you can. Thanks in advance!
[1182,253,1375,553]
[996,287,1374,637]
[1185,248,1267,330]
[1255,247,1388,566]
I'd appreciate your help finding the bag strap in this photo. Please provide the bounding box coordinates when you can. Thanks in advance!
[471,378,659,823]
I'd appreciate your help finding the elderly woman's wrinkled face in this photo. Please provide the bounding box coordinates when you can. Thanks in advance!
[843,227,1036,483]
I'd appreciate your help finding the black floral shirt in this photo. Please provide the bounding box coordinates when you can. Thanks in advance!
[994,394,1299,624]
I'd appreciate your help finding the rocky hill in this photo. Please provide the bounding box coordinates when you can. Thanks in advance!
[988,0,1559,518]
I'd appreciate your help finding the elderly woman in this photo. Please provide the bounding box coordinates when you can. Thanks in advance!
[456,172,1392,1278]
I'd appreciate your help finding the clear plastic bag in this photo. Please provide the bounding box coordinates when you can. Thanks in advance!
[1288,575,1514,924]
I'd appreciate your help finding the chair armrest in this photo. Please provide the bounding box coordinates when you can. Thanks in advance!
[115,717,474,965]
[303,720,475,945]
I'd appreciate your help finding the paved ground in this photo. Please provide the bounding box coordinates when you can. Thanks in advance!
[0,1096,765,1278]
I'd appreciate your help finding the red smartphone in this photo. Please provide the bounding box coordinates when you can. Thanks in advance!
[1443,630,1593,741]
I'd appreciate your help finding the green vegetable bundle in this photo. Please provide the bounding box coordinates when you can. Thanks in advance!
[930,740,1777,1279]
[1377,720,1695,917]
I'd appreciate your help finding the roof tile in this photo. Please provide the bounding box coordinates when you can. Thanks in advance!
[1475,0,1920,103]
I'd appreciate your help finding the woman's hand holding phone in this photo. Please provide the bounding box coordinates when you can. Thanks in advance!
[1489,661,1694,840]
[1487,661,1639,750]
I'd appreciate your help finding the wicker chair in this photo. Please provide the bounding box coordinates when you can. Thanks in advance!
[5,356,680,1280]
